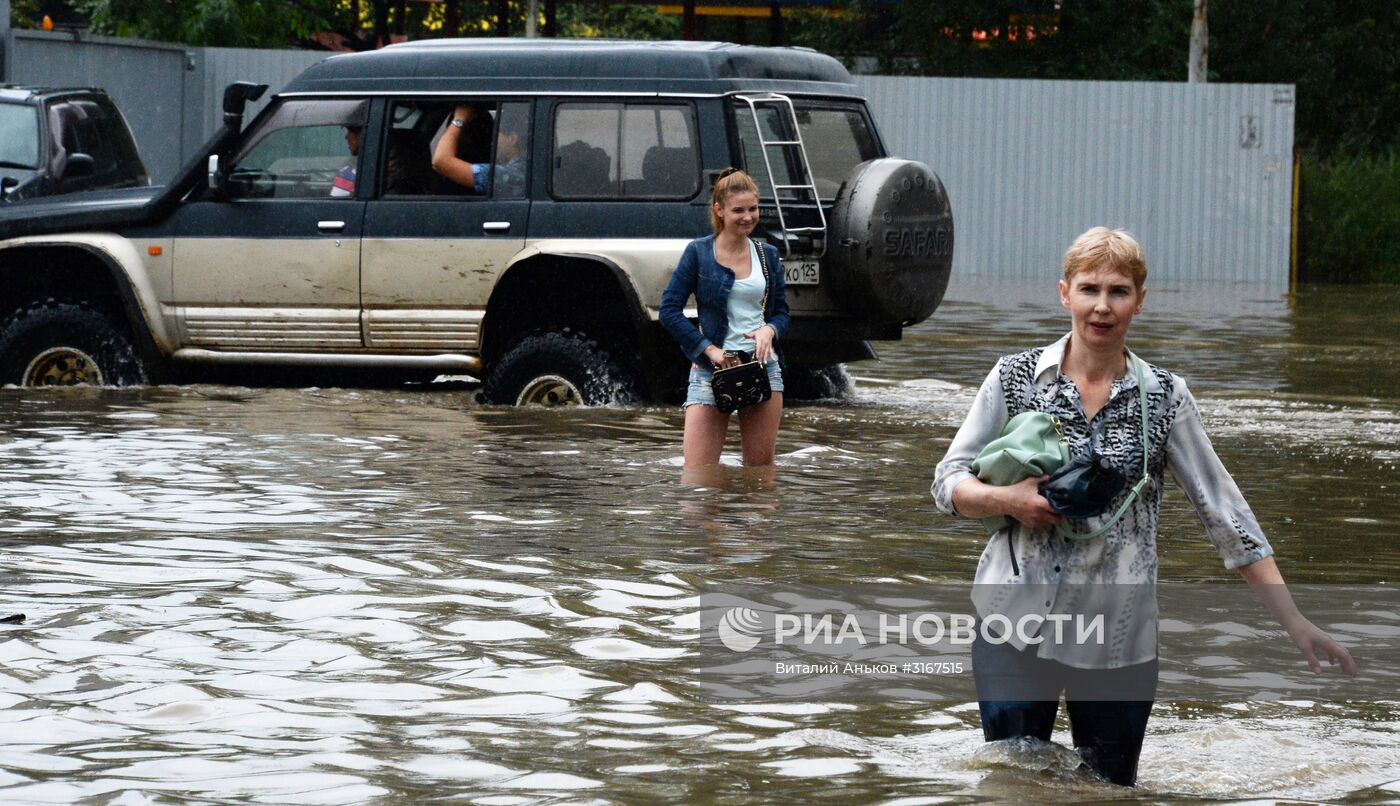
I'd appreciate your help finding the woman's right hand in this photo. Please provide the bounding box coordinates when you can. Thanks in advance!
[951,475,1065,529]
[1001,476,1065,529]
[704,345,737,369]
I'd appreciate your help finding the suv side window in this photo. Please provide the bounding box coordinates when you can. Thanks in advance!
[226,99,369,200]
[384,100,529,199]
[552,102,698,200]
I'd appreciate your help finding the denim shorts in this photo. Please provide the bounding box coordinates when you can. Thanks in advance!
[684,359,784,409]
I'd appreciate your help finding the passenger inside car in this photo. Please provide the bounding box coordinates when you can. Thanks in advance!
[383,128,436,195]
[432,104,527,197]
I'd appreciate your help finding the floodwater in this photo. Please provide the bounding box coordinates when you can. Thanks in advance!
[1,280,1397,803]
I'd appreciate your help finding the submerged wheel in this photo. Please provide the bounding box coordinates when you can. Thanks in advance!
[480,330,640,406]
[516,374,583,406]
[0,301,146,387]
[784,363,852,402]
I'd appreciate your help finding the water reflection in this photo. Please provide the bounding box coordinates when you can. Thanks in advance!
[0,281,1397,801]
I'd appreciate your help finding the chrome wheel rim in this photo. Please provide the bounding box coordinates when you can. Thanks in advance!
[515,375,582,406]
[23,347,104,386]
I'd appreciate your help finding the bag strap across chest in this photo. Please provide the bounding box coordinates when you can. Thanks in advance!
[1055,357,1151,540]
[751,237,770,315]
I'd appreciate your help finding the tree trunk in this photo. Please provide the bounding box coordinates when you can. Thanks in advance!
[1188,0,1208,83]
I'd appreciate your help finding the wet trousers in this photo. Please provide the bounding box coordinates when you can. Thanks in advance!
[971,632,1158,787]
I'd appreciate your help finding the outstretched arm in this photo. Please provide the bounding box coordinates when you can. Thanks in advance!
[1238,556,1357,676]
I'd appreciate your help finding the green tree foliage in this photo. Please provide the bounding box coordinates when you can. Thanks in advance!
[794,1,1397,156]
[1300,152,1400,283]
[39,0,1396,157]
[76,0,344,47]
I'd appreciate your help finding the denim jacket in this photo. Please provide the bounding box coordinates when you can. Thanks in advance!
[659,234,791,365]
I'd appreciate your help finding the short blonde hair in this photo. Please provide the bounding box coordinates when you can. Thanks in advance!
[710,167,760,234]
[1063,227,1148,289]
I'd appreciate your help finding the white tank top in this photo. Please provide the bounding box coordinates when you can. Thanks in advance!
[722,239,766,352]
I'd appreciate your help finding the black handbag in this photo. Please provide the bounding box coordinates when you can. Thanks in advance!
[711,351,772,414]
[709,239,774,414]
[1037,357,1152,540]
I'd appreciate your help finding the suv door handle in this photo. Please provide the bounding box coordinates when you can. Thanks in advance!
[482,221,511,233]
[318,220,346,233]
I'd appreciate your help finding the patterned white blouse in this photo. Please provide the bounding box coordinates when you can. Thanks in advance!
[931,334,1274,668]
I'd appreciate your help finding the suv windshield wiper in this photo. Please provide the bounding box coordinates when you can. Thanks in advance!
[0,160,35,170]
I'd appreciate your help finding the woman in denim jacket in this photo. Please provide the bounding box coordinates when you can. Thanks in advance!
[660,169,790,468]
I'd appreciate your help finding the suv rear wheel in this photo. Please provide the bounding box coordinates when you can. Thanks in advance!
[0,301,146,387]
[480,330,641,406]
[784,363,852,402]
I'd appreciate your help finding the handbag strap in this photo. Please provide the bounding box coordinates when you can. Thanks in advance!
[1055,356,1151,541]
[752,237,770,316]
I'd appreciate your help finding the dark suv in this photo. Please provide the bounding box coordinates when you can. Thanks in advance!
[0,40,952,400]
[0,85,148,202]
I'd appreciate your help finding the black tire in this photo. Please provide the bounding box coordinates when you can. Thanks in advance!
[783,363,852,402]
[479,330,641,406]
[0,301,146,387]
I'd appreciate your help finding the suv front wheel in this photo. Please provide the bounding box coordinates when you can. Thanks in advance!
[0,301,147,387]
[480,330,641,406]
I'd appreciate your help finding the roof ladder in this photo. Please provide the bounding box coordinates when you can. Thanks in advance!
[735,93,827,259]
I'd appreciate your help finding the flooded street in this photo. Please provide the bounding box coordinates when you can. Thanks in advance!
[1,280,1397,803]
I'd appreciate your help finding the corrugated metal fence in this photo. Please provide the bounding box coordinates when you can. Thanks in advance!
[2,31,1294,290]
[856,76,1295,291]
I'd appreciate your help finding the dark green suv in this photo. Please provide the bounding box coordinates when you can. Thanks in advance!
[0,41,953,401]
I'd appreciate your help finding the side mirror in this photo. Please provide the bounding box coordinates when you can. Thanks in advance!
[0,176,17,199]
[207,154,224,194]
[63,153,96,179]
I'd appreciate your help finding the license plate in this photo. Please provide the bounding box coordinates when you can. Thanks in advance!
[783,260,820,286]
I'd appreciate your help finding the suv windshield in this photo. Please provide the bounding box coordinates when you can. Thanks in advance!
[0,102,40,169]
[733,99,880,202]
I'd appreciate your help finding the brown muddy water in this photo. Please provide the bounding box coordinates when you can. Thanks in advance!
[0,281,1397,803]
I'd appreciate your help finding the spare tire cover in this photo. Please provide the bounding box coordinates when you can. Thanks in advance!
[825,158,954,325]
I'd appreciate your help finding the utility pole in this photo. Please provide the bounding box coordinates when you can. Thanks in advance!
[1188,0,1208,82]
[526,0,538,37]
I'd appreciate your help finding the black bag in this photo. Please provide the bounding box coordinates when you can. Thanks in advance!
[711,352,772,414]
[1038,454,1128,519]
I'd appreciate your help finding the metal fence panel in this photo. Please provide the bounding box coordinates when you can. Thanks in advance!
[855,76,1295,292]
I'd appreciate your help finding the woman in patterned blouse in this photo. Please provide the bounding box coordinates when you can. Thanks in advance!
[931,227,1355,787]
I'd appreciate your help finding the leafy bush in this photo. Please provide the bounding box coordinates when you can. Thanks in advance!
[1299,152,1400,283]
